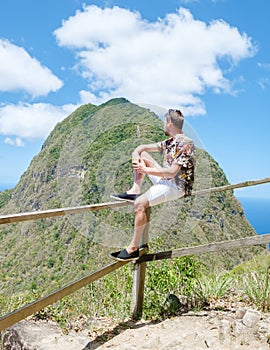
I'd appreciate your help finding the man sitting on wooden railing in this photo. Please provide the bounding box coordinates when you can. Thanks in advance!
[110,109,196,261]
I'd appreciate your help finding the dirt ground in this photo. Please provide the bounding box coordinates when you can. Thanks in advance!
[2,308,270,349]
[88,309,270,350]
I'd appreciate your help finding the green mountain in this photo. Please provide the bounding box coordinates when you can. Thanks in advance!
[0,98,264,317]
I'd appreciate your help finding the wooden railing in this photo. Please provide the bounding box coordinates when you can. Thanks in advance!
[1,177,269,226]
[0,177,270,331]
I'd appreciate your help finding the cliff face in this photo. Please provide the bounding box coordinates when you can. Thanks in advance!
[0,98,263,312]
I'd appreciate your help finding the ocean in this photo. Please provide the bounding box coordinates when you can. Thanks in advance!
[0,184,269,235]
[0,184,15,192]
[237,197,270,235]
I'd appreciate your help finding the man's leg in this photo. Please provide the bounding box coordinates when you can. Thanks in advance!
[126,195,149,253]
[127,151,162,195]
[110,153,168,260]
[126,167,145,195]
[109,194,149,260]
[110,182,184,260]
[127,181,185,254]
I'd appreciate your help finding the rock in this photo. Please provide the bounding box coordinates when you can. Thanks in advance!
[235,307,247,319]
[242,309,261,328]
[163,294,181,314]
[233,319,252,345]
[218,319,232,346]
[2,320,91,350]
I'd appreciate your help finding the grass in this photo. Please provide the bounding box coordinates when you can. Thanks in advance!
[235,266,270,311]
[193,272,235,302]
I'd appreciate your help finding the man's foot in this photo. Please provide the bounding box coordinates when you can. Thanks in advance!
[109,248,139,261]
[110,192,140,202]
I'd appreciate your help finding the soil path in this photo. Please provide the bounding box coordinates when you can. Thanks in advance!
[91,310,270,350]
[2,309,270,349]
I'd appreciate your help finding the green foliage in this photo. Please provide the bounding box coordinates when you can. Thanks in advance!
[193,272,234,302]
[237,268,270,311]
[143,257,201,317]
[232,252,270,311]
[0,188,13,208]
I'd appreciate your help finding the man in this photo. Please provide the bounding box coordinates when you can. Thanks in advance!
[110,109,196,261]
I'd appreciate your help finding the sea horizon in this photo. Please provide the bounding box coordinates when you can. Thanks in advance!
[0,183,16,192]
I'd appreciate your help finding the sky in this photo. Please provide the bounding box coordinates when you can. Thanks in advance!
[0,0,269,199]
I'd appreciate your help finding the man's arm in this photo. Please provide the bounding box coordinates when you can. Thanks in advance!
[132,143,159,161]
[133,161,181,179]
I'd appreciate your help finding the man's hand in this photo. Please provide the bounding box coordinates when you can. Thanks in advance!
[132,159,147,174]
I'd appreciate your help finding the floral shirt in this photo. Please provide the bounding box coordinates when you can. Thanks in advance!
[158,134,196,196]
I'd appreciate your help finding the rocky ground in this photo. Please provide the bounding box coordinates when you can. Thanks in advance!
[1,307,270,350]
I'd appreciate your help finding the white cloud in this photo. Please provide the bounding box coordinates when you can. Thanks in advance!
[258,78,270,90]
[4,137,24,147]
[258,62,270,70]
[54,6,255,115]
[0,103,77,142]
[0,39,63,96]
[79,90,101,105]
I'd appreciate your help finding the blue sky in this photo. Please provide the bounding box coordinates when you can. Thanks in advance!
[0,0,269,198]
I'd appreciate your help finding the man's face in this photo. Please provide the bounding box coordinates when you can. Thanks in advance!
[164,114,171,136]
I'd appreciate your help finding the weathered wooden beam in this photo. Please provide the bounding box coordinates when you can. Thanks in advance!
[137,233,270,263]
[0,260,128,331]
[130,207,150,320]
[0,201,132,225]
[192,176,270,196]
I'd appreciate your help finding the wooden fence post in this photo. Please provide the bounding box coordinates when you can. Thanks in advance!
[130,207,150,320]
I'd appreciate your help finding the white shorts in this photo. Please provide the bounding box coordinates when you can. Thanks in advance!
[144,175,185,207]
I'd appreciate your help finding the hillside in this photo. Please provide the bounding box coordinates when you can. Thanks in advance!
[0,98,265,319]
